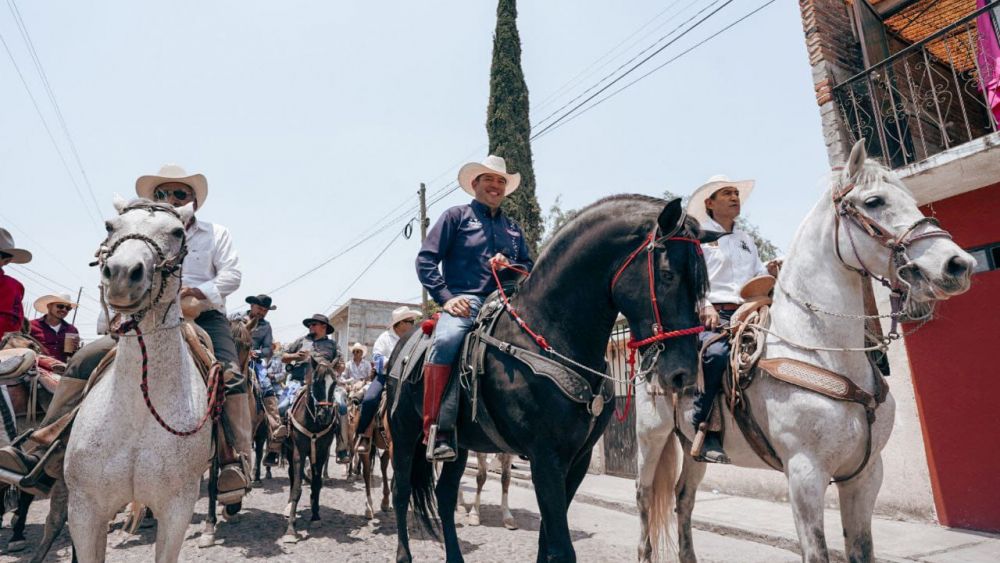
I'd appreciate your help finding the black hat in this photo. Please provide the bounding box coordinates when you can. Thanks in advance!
[302,313,334,334]
[246,294,276,310]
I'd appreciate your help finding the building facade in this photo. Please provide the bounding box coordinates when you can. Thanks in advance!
[800,0,1000,532]
[328,298,423,357]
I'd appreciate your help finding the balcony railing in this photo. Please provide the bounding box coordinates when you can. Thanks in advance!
[834,1,1000,169]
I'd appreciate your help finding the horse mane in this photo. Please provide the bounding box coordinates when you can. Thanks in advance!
[535,194,709,302]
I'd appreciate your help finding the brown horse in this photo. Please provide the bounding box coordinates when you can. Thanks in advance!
[349,383,392,519]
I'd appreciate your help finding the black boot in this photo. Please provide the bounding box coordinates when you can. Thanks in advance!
[699,432,730,464]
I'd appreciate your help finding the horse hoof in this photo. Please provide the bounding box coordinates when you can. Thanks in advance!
[197,534,216,548]
[468,513,480,526]
[220,510,239,524]
[365,506,374,519]
[6,539,26,552]
[281,533,299,544]
[503,517,518,530]
[381,501,391,513]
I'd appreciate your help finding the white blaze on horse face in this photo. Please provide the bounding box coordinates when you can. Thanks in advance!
[101,204,186,312]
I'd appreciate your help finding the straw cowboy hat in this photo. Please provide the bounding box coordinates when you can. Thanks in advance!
[389,306,421,328]
[458,155,521,197]
[245,294,277,311]
[349,342,368,356]
[0,229,32,264]
[686,175,755,225]
[302,313,335,334]
[136,164,209,209]
[33,293,78,314]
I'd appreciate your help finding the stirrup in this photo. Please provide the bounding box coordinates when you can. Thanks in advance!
[18,438,62,496]
[425,425,457,462]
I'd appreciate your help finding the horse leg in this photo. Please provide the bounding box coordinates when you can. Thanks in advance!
[787,454,832,562]
[7,489,32,552]
[199,457,219,548]
[310,452,325,524]
[392,434,416,563]
[436,449,469,563]
[283,445,303,543]
[67,493,114,563]
[380,449,391,513]
[30,481,67,563]
[468,452,487,526]
[152,487,200,563]
[836,456,883,563]
[253,424,265,485]
[636,425,678,563]
[529,456,573,563]
[500,453,516,530]
[675,453,707,563]
[363,448,375,519]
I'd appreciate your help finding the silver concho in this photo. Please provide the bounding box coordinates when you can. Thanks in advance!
[589,394,605,417]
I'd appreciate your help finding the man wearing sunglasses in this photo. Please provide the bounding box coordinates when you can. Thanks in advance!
[28,294,80,363]
[0,164,253,506]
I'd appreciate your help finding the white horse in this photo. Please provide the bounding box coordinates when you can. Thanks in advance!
[65,197,214,563]
[458,452,517,530]
[636,141,975,562]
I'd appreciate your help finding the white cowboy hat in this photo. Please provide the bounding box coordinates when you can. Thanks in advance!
[0,228,32,264]
[33,293,78,314]
[389,306,422,328]
[457,155,521,197]
[135,164,209,209]
[349,342,368,355]
[686,175,755,225]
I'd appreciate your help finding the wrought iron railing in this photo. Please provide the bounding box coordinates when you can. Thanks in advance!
[834,1,1000,169]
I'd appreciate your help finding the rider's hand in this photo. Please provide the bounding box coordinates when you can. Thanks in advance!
[180,287,207,300]
[489,253,511,270]
[700,304,720,330]
[443,296,472,318]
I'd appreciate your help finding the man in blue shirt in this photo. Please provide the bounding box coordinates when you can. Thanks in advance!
[416,155,533,461]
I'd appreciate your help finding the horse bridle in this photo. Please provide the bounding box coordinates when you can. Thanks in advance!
[92,202,188,322]
[831,171,953,336]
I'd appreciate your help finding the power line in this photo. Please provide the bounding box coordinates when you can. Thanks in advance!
[532,0,778,142]
[10,264,100,304]
[0,29,102,232]
[10,266,99,314]
[322,221,413,313]
[0,210,91,286]
[6,0,103,222]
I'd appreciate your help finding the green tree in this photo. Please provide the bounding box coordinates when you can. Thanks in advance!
[540,195,579,249]
[487,0,542,254]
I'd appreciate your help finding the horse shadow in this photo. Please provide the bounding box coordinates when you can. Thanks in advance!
[2,522,72,562]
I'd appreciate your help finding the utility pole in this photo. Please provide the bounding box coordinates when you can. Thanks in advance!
[419,183,429,315]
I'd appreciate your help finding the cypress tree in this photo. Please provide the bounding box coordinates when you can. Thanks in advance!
[487,0,542,254]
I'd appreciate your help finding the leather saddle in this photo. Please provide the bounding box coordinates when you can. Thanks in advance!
[0,348,37,384]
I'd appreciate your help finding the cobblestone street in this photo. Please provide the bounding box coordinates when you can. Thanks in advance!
[1,464,801,562]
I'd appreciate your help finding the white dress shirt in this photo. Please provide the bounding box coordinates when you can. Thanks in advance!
[344,358,372,383]
[183,218,241,314]
[700,217,767,305]
[372,329,399,372]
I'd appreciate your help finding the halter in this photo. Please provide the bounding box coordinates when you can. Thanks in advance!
[830,168,953,336]
[609,226,706,420]
[92,202,189,323]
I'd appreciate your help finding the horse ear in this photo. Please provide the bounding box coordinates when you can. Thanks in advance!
[698,230,728,244]
[657,198,684,237]
[176,202,195,225]
[112,193,128,214]
[847,138,867,178]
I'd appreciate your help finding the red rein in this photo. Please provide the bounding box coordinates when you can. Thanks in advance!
[119,321,225,437]
[491,230,704,422]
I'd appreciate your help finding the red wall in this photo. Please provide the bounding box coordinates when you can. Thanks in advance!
[907,182,1000,532]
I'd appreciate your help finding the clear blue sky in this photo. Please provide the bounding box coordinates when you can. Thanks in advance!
[1,1,830,344]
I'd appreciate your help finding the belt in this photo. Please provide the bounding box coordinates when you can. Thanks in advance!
[712,303,740,312]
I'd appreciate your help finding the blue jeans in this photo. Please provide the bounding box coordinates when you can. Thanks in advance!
[426,294,484,366]
[252,359,275,398]
[333,386,349,416]
[692,309,733,427]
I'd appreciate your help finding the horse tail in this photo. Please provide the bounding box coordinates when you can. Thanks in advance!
[648,432,680,560]
[409,441,439,539]
[123,502,148,535]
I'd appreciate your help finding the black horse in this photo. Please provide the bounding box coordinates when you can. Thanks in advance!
[388,196,711,562]
[281,363,338,544]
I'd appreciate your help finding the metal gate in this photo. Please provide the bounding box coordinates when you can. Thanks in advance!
[603,322,637,478]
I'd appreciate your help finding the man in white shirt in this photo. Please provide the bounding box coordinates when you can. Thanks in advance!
[686,175,778,464]
[0,165,253,505]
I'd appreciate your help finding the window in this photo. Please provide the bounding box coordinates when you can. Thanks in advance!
[968,242,1000,274]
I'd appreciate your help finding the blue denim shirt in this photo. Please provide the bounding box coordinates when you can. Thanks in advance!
[416,200,534,305]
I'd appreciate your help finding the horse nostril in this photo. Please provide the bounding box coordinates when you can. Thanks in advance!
[945,255,970,278]
[671,371,687,389]
[128,263,145,283]
[102,265,112,279]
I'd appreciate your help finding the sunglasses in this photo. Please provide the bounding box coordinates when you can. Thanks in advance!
[54,304,73,311]
[153,189,192,201]
[0,251,11,260]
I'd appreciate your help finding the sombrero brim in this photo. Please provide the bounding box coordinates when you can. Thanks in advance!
[686,179,755,225]
[458,163,521,197]
[33,295,78,314]
[302,318,335,332]
[245,296,277,310]
[136,173,208,209]
[0,248,32,264]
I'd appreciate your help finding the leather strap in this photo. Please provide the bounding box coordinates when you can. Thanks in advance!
[758,358,881,411]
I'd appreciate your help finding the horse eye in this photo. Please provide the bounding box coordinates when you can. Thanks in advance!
[105,221,114,233]
[863,196,885,209]
[171,227,184,239]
